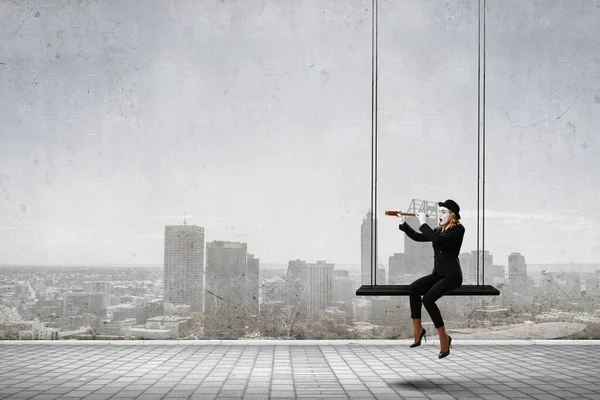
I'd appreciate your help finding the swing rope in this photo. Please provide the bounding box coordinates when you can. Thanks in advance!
[477,0,487,286]
[370,0,379,287]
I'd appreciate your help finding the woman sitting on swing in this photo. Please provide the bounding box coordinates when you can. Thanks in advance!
[397,199,464,359]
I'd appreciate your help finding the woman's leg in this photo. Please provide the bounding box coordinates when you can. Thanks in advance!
[408,274,442,341]
[421,276,462,351]
[436,325,449,352]
[412,318,423,342]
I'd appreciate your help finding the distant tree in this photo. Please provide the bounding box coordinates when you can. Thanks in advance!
[308,322,327,339]
[0,326,20,340]
[290,323,308,339]
[89,317,103,339]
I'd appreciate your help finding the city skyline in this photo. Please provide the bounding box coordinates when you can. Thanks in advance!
[2,0,599,266]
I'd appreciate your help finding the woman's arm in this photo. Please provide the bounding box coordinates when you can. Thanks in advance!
[419,224,464,245]
[399,222,431,242]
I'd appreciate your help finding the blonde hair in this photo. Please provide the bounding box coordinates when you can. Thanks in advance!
[435,211,461,232]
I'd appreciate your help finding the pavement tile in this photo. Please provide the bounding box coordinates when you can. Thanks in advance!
[0,342,599,400]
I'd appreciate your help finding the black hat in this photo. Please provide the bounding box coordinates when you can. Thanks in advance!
[438,199,461,220]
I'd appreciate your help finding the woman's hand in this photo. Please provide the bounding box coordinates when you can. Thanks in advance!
[396,213,405,224]
[416,212,427,226]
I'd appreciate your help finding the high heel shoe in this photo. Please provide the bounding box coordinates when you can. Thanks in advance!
[439,335,452,359]
[409,329,427,348]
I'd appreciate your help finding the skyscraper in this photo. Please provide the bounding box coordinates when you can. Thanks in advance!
[246,253,260,316]
[306,261,334,321]
[389,253,407,284]
[286,259,308,312]
[163,224,205,312]
[376,265,386,285]
[285,260,335,320]
[361,210,377,286]
[205,241,248,316]
[460,250,493,284]
[508,252,528,296]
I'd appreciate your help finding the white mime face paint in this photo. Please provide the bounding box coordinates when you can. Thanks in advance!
[439,206,450,225]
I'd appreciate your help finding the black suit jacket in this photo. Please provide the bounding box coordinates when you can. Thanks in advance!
[399,222,465,278]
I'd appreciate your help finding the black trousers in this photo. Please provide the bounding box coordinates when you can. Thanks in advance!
[408,273,462,328]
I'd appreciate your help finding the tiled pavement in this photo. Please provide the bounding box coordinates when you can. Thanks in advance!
[1,341,599,400]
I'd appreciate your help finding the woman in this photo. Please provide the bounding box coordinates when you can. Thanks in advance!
[397,199,464,359]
